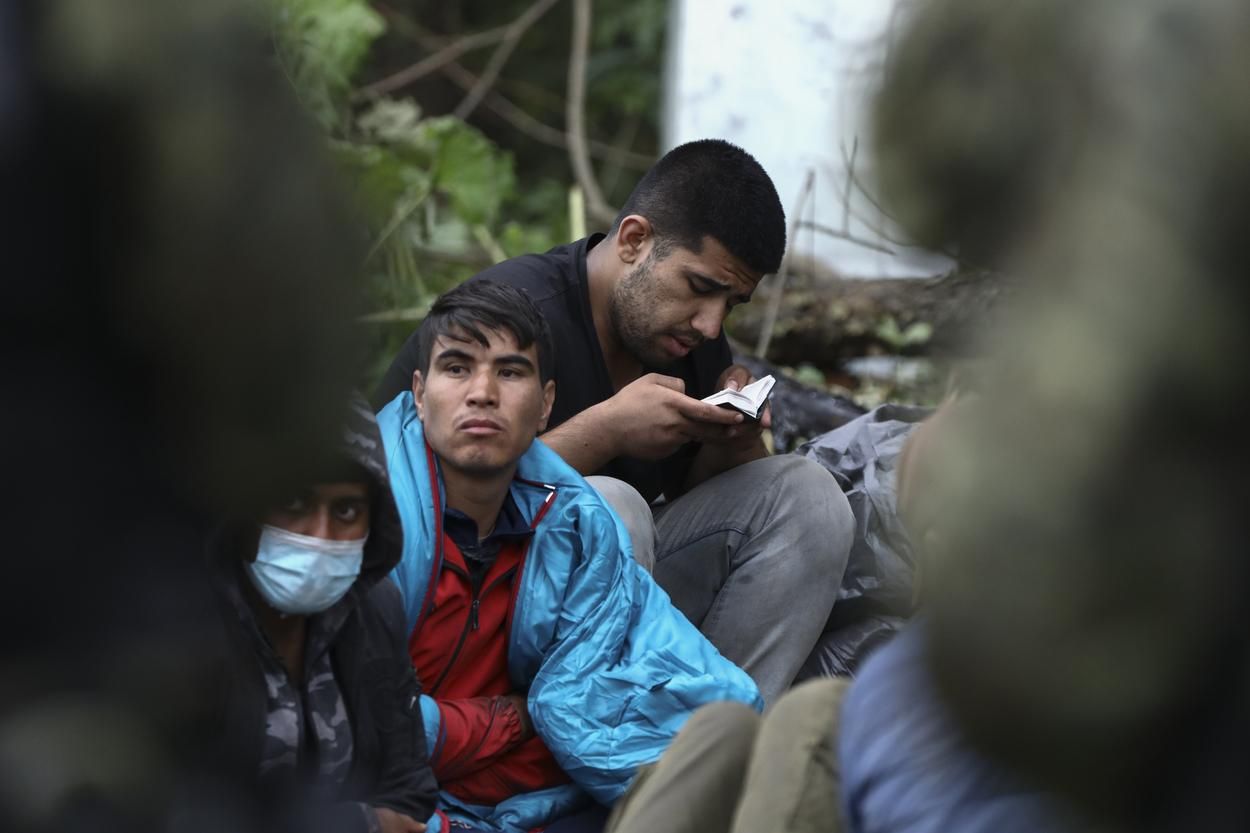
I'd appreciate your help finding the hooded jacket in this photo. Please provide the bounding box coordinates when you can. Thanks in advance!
[212,397,438,832]
[379,391,763,833]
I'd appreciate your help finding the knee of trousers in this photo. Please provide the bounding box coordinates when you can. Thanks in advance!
[587,475,657,571]
[757,455,856,573]
[678,700,761,764]
[763,677,851,737]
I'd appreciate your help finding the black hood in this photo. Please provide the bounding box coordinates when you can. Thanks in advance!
[209,394,402,602]
[340,394,402,590]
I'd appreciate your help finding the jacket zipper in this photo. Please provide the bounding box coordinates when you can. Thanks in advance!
[428,564,518,696]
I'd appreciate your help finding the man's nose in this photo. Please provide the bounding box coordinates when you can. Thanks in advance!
[690,300,726,340]
[309,507,333,540]
[465,368,499,405]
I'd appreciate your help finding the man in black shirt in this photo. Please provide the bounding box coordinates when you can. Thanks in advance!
[376,139,854,704]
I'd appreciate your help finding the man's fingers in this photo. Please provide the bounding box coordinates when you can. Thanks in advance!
[718,364,754,392]
[681,421,736,443]
[675,397,744,424]
[644,373,686,392]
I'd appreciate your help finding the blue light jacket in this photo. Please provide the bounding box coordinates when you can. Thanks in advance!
[378,393,763,832]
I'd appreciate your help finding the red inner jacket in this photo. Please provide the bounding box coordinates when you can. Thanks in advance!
[409,530,570,805]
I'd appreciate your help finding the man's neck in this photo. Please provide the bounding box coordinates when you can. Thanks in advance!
[443,466,515,541]
[585,237,643,390]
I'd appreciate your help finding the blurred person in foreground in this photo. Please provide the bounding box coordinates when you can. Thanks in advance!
[1,1,369,831]
[211,398,437,833]
[377,281,761,833]
[870,0,1250,830]
[596,394,1082,833]
[375,140,854,707]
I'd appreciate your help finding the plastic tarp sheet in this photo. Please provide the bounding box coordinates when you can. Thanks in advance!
[794,404,931,678]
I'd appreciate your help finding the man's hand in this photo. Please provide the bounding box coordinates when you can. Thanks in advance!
[603,373,745,460]
[678,365,772,492]
[540,372,745,475]
[373,807,427,833]
[501,693,534,741]
[699,364,771,450]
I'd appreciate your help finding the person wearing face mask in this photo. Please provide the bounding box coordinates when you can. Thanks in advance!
[211,397,439,833]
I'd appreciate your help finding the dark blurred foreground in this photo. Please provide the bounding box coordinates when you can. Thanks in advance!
[1,1,366,830]
[874,0,1250,830]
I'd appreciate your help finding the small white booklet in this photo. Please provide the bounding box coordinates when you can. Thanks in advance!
[701,374,776,420]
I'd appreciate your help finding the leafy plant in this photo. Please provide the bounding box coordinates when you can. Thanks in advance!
[269,0,563,385]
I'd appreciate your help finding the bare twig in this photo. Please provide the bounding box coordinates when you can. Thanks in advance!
[602,114,641,195]
[371,4,655,170]
[568,185,587,240]
[798,220,896,255]
[360,24,511,98]
[756,169,816,359]
[837,137,967,264]
[566,0,617,226]
[453,0,563,120]
[841,136,858,233]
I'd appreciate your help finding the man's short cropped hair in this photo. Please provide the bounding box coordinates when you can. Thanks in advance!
[415,280,555,383]
[611,139,786,276]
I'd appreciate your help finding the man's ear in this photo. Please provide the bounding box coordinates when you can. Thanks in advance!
[537,379,556,433]
[412,370,426,421]
[615,215,652,266]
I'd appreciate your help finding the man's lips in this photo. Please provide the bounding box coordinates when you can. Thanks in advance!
[458,417,504,435]
[662,334,701,357]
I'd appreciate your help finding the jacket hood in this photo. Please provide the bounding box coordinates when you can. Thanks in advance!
[342,393,404,588]
[209,394,403,604]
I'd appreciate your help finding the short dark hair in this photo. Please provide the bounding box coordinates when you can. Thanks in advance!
[415,280,555,383]
[611,139,786,275]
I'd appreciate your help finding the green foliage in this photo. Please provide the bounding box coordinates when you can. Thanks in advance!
[588,0,667,119]
[269,0,569,387]
[874,316,933,351]
[271,0,385,131]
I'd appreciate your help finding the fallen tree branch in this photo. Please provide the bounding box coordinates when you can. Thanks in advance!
[566,0,617,226]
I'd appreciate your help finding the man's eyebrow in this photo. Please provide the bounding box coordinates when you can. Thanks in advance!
[494,353,536,370]
[685,269,752,304]
[433,347,474,363]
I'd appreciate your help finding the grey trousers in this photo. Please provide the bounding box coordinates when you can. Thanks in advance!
[589,455,854,705]
[604,678,851,833]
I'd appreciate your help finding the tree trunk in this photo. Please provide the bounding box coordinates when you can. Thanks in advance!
[727,268,1008,367]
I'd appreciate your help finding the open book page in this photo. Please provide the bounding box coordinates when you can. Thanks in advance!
[700,375,776,420]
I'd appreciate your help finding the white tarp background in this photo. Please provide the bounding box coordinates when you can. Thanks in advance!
[663,0,953,279]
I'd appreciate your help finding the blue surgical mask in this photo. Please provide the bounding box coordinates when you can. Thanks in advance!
[245,524,366,615]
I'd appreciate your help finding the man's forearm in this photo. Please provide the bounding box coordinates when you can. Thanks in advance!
[539,403,620,476]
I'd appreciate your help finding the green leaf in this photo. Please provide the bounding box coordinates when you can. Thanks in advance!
[356,97,424,144]
[793,363,827,388]
[270,0,385,131]
[417,117,515,226]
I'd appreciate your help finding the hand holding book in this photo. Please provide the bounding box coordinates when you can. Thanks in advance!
[700,374,776,421]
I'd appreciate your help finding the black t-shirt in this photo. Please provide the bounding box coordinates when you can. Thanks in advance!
[373,235,732,502]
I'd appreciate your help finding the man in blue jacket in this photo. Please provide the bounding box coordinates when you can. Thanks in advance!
[377,281,762,833]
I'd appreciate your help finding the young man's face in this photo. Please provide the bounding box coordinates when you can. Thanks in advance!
[610,235,761,367]
[263,482,371,541]
[414,327,555,480]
